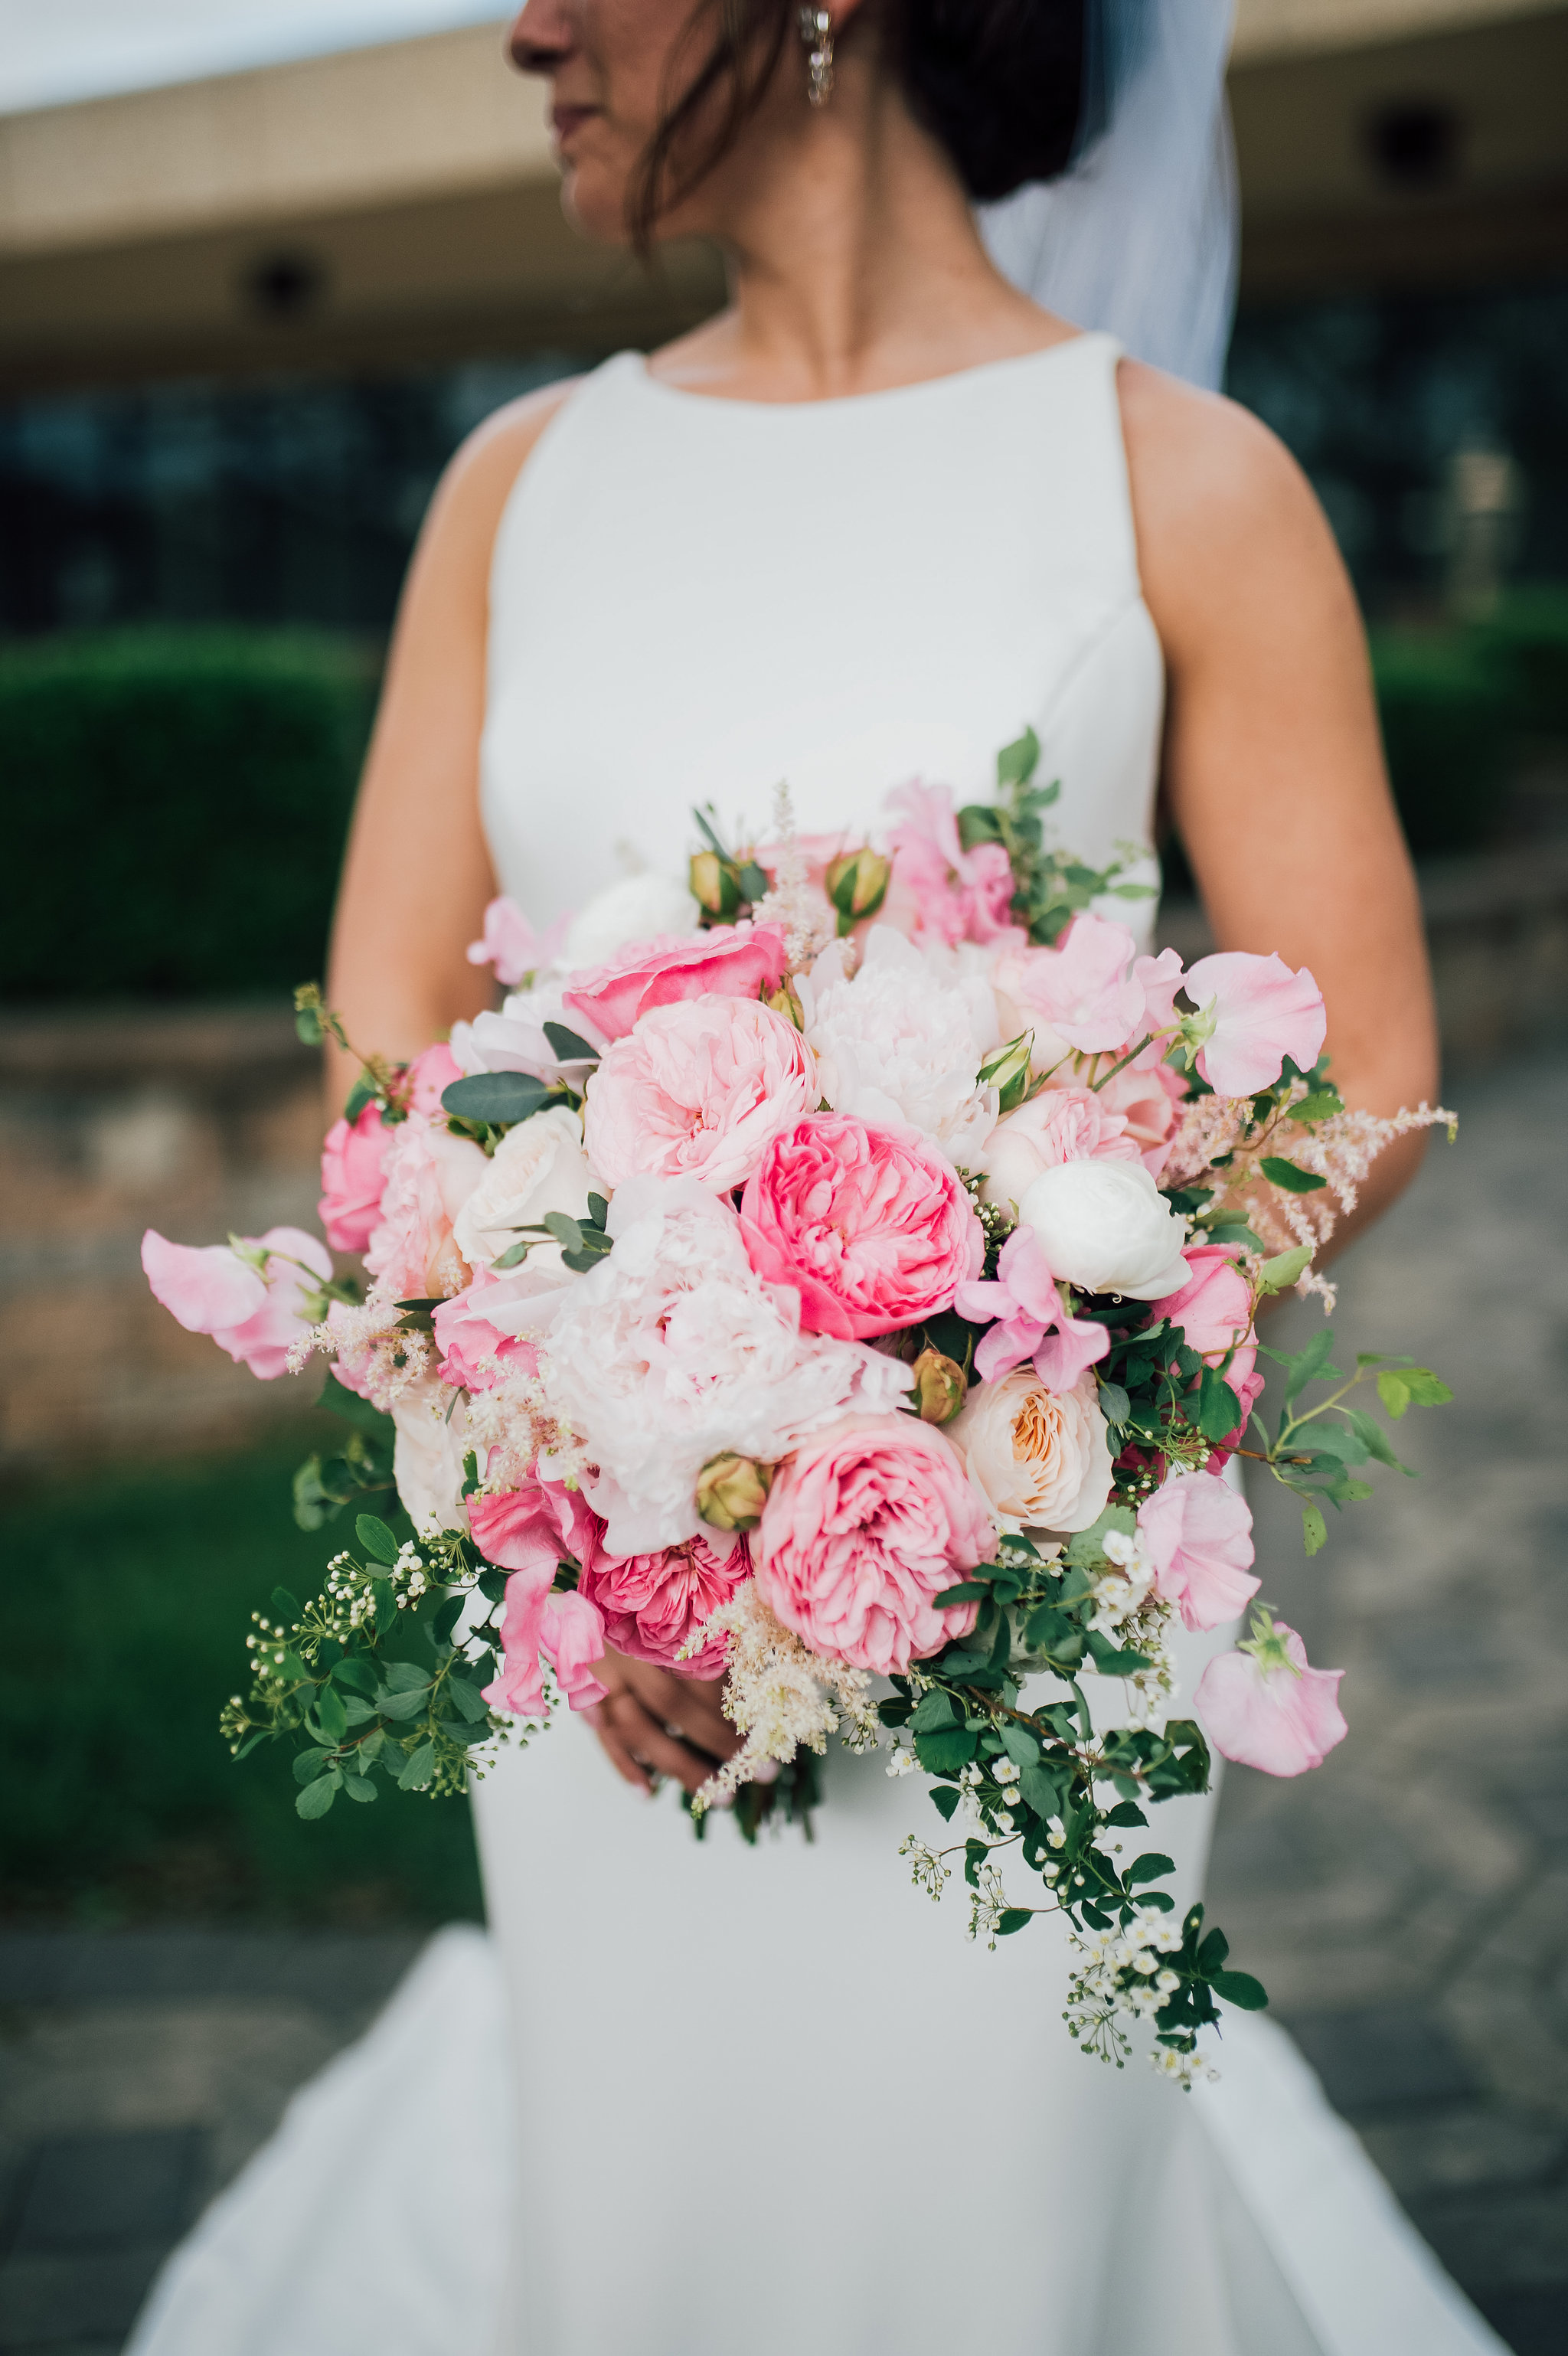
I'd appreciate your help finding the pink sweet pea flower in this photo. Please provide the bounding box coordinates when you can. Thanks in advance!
[991,913,1146,1055]
[954,1224,1108,1392]
[1195,1614,1347,1776]
[1184,952,1327,1096]
[481,1558,608,1717]
[1133,946,1187,1037]
[1091,1060,1186,1176]
[142,1225,334,1379]
[466,897,569,988]
[540,1590,609,1708]
[580,1531,750,1678]
[318,1101,387,1255]
[1136,1470,1260,1632]
[468,1470,603,1582]
[562,921,789,1043]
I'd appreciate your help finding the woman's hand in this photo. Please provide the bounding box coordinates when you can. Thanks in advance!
[580,1649,741,1797]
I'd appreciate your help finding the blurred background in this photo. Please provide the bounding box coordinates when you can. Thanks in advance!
[0,2,1563,2348]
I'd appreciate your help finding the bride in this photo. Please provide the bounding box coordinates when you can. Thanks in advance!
[132,3,1505,2352]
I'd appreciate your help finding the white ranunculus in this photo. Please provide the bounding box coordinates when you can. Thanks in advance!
[451,1104,593,1273]
[449,982,603,1087]
[949,1367,1112,1534]
[802,926,998,1165]
[531,1176,913,1554]
[1019,1158,1189,1300]
[561,873,701,969]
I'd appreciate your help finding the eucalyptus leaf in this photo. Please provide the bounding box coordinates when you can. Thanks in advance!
[440,1071,557,1126]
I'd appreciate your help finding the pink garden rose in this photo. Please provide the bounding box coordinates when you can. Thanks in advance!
[466,896,569,988]
[1137,1470,1260,1632]
[142,1225,332,1379]
[1090,1060,1186,1175]
[991,913,1146,1055]
[364,1113,488,1300]
[483,1567,608,1718]
[562,921,789,1043]
[1195,1615,1347,1776]
[318,1102,387,1255]
[402,1042,465,1119]
[580,1531,749,1678]
[431,1266,541,1391]
[979,1086,1138,1211]
[469,1468,603,1582]
[1184,951,1327,1096]
[885,782,1017,948]
[583,997,818,1196]
[1154,1245,1256,1381]
[740,1112,982,1342]
[755,1415,995,1674]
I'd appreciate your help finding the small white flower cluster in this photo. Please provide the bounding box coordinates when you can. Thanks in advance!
[682,1580,879,1814]
[1092,1528,1155,1635]
[899,1837,950,1901]
[321,1550,377,1636]
[389,1541,430,1609]
[245,1611,293,1675]
[884,1745,918,1777]
[967,1858,1015,1949]
[1063,1905,1198,2077]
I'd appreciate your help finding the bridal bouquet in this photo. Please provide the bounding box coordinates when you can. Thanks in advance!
[144,734,1452,2080]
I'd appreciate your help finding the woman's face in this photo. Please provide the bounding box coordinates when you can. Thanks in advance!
[510,0,760,243]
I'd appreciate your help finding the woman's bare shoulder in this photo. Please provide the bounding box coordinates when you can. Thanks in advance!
[417,375,586,577]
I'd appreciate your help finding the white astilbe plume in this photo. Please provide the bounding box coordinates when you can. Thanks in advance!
[287,1284,430,1407]
[1160,1094,1256,1188]
[463,1368,591,1496]
[680,1580,880,1814]
[751,781,835,968]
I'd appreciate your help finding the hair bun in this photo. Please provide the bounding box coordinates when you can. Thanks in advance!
[897,0,1086,202]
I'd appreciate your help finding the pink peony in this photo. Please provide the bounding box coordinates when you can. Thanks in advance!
[402,1042,465,1119]
[431,1266,541,1391]
[364,1114,488,1300]
[739,1112,982,1342]
[561,921,789,1043]
[1153,1245,1256,1384]
[469,1468,603,1581]
[991,913,1146,1055]
[318,1102,387,1255]
[583,996,818,1196]
[580,1531,749,1678]
[482,1566,608,1717]
[1195,1616,1347,1776]
[980,1086,1138,1211]
[1091,1060,1186,1176]
[756,1415,994,1674]
[1184,951,1327,1096]
[1137,1470,1260,1632]
[142,1225,333,1379]
[954,1221,1108,1391]
[884,782,1017,947]
[466,897,569,988]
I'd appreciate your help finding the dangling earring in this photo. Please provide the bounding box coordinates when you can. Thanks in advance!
[798,7,834,107]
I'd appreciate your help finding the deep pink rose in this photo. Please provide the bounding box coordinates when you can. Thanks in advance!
[1137,1470,1260,1632]
[1184,952,1327,1096]
[431,1266,541,1391]
[469,1469,603,1580]
[1154,1246,1256,1382]
[318,1102,387,1255]
[580,1531,749,1677]
[583,996,818,1195]
[1195,1617,1347,1776]
[142,1224,333,1380]
[562,921,789,1043]
[755,1415,994,1674]
[740,1112,982,1342]
[1092,1060,1186,1175]
[466,897,569,988]
[482,1565,608,1717]
[364,1113,488,1299]
[403,1042,465,1118]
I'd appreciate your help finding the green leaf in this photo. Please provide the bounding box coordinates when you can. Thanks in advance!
[1125,1851,1175,1887]
[1291,1090,1344,1125]
[1063,1504,1136,1566]
[340,1772,378,1803]
[1096,1380,1131,1427]
[910,1689,959,1733]
[440,1071,557,1125]
[295,1005,324,1045]
[1259,1155,1328,1194]
[443,1672,492,1724]
[270,1585,302,1624]
[431,1594,466,1647]
[292,1747,332,1785]
[1019,1763,1063,1818]
[397,1742,437,1790]
[355,1513,400,1566]
[381,1659,429,1692]
[1342,1406,1412,1473]
[1282,1326,1341,1404]
[1303,1423,1370,1466]
[929,1785,962,1822]
[1377,1371,1412,1419]
[1211,1969,1269,2011]
[1400,1367,1454,1407]
[1195,1926,1230,1972]
[996,726,1041,789]
[1197,1365,1244,1442]
[1259,1244,1313,1292]
[542,1021,599,1064]
[998,1722,1042,1768]
[1104,1800,1147,1828]
[296,1774,338,1819]
[377,1684,432,1721]
[314,1684,348,1741]
[933,1583,988,1607]
[915,1727,977,1775]
[1302,1502,1328,1555]
[332,1655,378,1696]
[343,1071,380,1121]
[996,1910,1034,1936]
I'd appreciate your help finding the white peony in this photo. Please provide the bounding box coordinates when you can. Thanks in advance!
[392,1379,475,1537]
[451,1104,594,1273]
[949,1366,1112,1534]
[1019,1158,1189,1300]
[526,1176,913,1554]
[802,926,999,1165]
[561,873,701,969]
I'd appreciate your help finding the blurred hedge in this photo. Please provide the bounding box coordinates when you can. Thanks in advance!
[0,629,377,1002]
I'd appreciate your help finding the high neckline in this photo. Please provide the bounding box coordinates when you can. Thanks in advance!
[632,329,1104,416]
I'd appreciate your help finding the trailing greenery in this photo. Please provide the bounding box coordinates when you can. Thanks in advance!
[0,1439,482,1924]
[0,627,377,1002]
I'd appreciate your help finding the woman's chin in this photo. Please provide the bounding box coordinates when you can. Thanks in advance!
[560,174,634,247]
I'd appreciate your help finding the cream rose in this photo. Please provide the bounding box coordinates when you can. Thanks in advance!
[451,1104,593,1273]
[949,1367,1112,1534]
[1019,1158,1189,1300]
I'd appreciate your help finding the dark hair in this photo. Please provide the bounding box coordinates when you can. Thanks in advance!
[632,0,1086,245]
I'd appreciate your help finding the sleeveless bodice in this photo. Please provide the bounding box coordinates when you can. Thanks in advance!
[482,332,1163,926]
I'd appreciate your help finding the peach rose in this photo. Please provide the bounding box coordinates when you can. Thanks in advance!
[583,997,818,1196]
[949,1366,1113,1533]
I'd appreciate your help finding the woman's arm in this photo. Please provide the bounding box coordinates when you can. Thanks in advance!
[322,384,577,1113]
[1123,367,1440,1257]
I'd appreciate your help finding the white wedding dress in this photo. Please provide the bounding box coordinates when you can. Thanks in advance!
[129,340,1504,2356]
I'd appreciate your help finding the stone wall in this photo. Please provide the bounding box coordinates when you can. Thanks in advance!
[2,844,1564,1479]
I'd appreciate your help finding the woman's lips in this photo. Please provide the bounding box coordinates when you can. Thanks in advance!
[550,104,598,151]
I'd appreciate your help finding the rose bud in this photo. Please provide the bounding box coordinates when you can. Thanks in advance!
[697,1451,774,1531]
[910,1348,968,1425]
[977,1029,1036,1116]
[761,975,805,1030]
[689,849,741,921]
[825,846,892,936]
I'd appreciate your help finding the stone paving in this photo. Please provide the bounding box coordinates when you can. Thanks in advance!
[0,1051,1561,2353]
